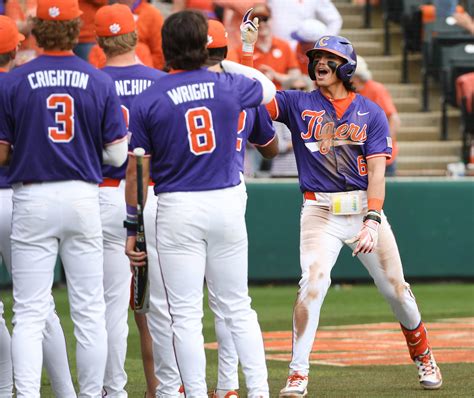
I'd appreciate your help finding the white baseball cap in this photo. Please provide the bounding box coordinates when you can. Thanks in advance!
[290,19,327,43]
[354,55,373,81]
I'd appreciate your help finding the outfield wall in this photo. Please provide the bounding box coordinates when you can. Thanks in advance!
[1,178,473,286]
[245,178,474,281]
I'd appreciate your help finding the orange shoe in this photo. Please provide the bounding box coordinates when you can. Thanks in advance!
[279,372,308,397]
[212,389,239,398]
[414,349,443,390]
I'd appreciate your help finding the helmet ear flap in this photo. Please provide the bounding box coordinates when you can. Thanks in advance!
[336,60,356,82]
[308,58,317,81]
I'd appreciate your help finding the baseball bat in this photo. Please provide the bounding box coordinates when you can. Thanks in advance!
[133,147,150,313]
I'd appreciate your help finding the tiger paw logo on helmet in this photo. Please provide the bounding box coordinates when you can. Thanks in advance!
[109,23,121,35]
[48,6,60,18]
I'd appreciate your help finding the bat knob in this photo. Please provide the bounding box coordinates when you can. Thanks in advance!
[133,147,146,157]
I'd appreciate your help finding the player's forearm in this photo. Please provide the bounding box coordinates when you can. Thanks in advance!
[388,113,400,141]
[220,60,276,104]
[103,138,128,167]
[366,156,386,211]
[0,143,10,166]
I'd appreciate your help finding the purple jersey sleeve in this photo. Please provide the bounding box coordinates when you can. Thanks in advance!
[102,82,129,146]
[365,105,392,159]
[247,105,276,146]
[228,73,264,110]
[273,90,291,125]
[129,99,154,156]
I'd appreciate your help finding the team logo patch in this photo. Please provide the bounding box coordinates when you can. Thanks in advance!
[272,48,283,58]
[207,35,213,46]
[109,23,121,35]
[48,6,60,18]
[317,36,330,47]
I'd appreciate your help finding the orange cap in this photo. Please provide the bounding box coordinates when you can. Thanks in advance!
[37,0,83,21]
[0,16,25,53]
[207,20,228,49]
[95,4,136,37]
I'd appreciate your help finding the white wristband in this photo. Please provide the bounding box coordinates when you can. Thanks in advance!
[242,43,254,53]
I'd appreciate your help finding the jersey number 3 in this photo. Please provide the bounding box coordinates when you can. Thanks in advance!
[185,107,216,155]
[47,94,75,143]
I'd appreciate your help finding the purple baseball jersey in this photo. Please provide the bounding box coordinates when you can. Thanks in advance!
[0,53,127,184]
[274,89,391,192]
[0,71,9,189]
[101,64,166,180]
[129,68,263,194]
[236,105,276,173]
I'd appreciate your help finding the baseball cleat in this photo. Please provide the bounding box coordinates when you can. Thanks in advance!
[212,389,239,398]
[414,349,443,390]
[279,372,308,397]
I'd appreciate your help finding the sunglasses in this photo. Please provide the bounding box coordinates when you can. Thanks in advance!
[255,15,270,22]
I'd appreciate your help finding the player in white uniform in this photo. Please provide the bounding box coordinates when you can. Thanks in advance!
[94,5,183,397]
[0,0,128,396]
[125,10,276,398]
[205,19,279,398]
[0,14,76,398]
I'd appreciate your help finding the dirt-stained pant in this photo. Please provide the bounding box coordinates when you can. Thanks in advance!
[290,201,421,375]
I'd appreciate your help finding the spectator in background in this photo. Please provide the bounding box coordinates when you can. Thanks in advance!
[268,0,342,48]
[74,0,108,60]
[290,18,327,76]
[454,11,474,34]
[5,0,39,65]
[237,3,301,90]
[352,55,400,176]
[213,0,265,48]
[111,0,165,70]
[172,0,217,19]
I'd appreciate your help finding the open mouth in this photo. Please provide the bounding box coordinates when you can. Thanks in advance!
[316,67,330,79]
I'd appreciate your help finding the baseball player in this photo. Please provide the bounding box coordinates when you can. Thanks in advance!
[94,5,183,398]
[125,10,276,398]
[0,14,78,398]
[205,19,279,398]
[0,0,128,396]
[258,35,442,396]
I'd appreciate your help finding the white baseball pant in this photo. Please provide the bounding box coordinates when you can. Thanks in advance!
[99,181,132,398]
[143,185,182,398]
[0,187,75,397]
[205,181,248,393]
[155,185,268,398]
[290,196,422,375]
[10,181,107,398]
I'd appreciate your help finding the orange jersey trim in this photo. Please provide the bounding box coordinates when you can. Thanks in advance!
[43,50,75,57]
[366,153,391,160]
[322,91,356,119]
[252,134,277,147]
[266,97,279,120]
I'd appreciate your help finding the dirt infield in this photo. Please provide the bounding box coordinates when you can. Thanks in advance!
[204,318,474,367]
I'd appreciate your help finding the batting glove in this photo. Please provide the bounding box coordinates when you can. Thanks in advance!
[346,211,381,256]
[240,8,259,53]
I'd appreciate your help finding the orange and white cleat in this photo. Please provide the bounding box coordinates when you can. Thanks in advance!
[279,372,308,397]
[212,389,239,398]
[414,349,443,390]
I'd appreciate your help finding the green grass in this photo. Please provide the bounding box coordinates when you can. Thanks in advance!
[2,283,473,397]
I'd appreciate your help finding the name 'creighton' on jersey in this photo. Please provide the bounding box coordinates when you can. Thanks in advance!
[0,53,127,184]
[101,64,166,180]
[273,89,391,193]
[129,68,263,194]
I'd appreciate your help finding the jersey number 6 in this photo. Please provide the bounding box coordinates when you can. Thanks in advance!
[47,94,75,143]
[185,107,216,155]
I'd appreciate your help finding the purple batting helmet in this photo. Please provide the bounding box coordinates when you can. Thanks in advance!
[306,35,357,82]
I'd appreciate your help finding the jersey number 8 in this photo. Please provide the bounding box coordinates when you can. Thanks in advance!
[47,94,75,143]
[185,107,216,155]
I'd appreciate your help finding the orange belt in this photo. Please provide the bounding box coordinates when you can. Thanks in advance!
[99,178,155,187]
[303,191,317,201]
[99,178,121,187]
